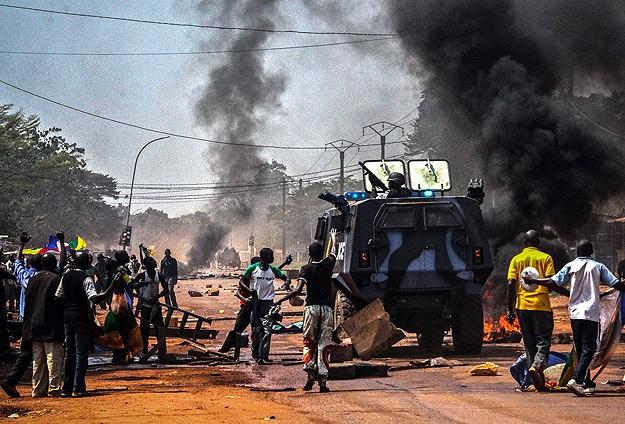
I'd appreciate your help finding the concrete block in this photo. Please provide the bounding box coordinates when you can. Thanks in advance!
[342,299,405,360]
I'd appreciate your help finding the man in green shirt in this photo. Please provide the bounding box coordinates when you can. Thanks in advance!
[240,248,288,364]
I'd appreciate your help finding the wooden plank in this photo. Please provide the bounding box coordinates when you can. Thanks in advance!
[149,327,218,339]
[192,319,203,341]
[179,312,189,337]
[164,308,174,327]
[188,348,235,361]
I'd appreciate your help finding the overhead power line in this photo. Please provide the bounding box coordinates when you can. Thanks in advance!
[0,37,398,57]
[127,151,417,204]
[565,99,625,139]
[0,3,397,37]
[0,78,326,151]
[125,151,417,203]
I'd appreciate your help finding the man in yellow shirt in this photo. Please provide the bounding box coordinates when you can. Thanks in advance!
[507,230,555,391]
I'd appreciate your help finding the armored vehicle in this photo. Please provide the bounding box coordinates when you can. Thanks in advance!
[316,159,493,354]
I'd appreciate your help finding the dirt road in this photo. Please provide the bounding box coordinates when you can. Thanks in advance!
[2,276,624,423]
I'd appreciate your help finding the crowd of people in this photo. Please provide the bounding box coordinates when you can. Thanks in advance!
[0,226,338,397]
[3,225,624,399]
[0,231,180,398]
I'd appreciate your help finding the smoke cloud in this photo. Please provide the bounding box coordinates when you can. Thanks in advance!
[391,0,625,241]
[187,217,227,269]
[189,0,287,268]
[194,2,286,183]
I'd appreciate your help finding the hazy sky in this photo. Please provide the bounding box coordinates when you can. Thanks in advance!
[0,1,422,216]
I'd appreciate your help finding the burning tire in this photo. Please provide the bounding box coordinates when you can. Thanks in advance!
[451,294,484,355]
[333,290,355,326]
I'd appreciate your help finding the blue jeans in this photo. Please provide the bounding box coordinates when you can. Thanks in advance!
[63,322,90,394]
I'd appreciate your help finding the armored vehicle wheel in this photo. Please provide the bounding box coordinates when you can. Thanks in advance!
[333,290,355,326]
[451,294,484,355]
[417,317,445,353]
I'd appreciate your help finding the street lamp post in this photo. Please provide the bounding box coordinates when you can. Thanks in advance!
[124,136,170,245]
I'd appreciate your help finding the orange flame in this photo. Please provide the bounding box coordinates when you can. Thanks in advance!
[483,314,521,342]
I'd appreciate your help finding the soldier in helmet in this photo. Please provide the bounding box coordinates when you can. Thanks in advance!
[386,172,412,198]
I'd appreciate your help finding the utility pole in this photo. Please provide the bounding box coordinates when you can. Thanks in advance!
[281,177,287,261]
[362,121,404,160]
[249,211,255,260]
[325,139,360,195]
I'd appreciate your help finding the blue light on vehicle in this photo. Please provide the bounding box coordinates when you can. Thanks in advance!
[421,190,435,198]
[345,191,369,201]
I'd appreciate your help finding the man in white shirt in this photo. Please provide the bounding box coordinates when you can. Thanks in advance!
[528,240,625,396]
[240,248,289,364]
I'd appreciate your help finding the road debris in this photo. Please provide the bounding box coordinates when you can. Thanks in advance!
[330,343,354,363]
[188,290,204,297]
[389,357,464,372]
[469,362,499,376]
[341,299,405,360]
[206,288,220,296]
[328,361,389,380]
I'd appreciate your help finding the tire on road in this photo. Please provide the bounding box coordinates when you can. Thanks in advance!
[451,294,484,355]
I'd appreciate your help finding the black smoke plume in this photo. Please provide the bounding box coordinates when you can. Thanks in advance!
[391,0,625,241]
[195,2,286,184]
[187,218,226,269]
[391,0,625,320]
[189,1,286,268]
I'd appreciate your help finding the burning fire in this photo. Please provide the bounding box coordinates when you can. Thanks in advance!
[483,314,521,342]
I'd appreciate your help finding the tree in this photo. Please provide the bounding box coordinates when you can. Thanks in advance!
[0,104,121,246]
[402,87,480,190]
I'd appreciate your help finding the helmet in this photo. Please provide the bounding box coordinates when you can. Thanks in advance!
[259,248,274,264]
[388,172,406,188]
